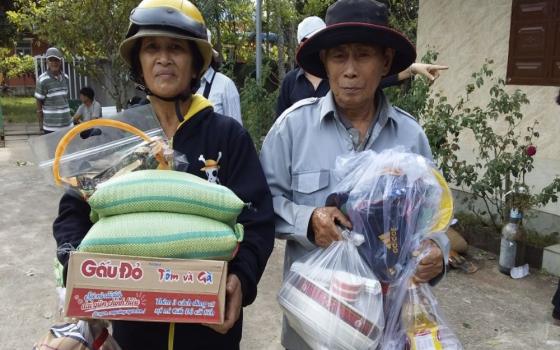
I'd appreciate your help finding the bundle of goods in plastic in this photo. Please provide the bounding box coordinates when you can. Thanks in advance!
[278,148,461,350]
[278,230,384,350]
[33,117,177,200]
[384,280,463,350]
[326,149,453,283]
[39,119,246,261]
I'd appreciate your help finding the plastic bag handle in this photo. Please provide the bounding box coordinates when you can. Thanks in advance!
[52,119,155,186]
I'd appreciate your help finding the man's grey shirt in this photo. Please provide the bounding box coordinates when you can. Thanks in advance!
[259,90,450,350]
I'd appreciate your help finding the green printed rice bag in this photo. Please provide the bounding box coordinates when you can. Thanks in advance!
[79,212,244,261]
[88,169,244,225]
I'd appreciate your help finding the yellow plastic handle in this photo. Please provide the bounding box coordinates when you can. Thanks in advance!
[53,119,154,186]
[431,169,454,233]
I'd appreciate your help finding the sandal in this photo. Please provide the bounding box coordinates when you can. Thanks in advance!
[448,250,479,274]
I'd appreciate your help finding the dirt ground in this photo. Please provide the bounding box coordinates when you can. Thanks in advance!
[1,132,559,349]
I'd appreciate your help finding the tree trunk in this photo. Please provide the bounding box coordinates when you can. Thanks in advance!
[265,0,270,56]
[287,19,296,71]
[276,8,285,83]
[214,10,223,64]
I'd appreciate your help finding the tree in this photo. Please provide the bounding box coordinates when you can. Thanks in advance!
[196,0,255,64]
[385,0,419,43]
[0,47,34,85]
[8,0,137,110]
[0,1,17,47]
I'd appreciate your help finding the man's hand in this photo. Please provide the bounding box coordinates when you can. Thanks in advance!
[413,240,444,283]
[310,207,352,247]
[203,274,242,334]
[410,63,449,82]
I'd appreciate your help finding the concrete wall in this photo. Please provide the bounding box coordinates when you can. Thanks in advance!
[417,0,560,219]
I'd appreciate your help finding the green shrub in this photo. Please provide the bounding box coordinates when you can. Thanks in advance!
[240,65,278,150]
[387,52,560,230]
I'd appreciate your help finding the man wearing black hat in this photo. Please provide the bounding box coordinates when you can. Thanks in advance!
[260,1,450,348]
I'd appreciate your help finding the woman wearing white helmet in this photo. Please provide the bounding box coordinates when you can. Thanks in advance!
[53,1,275,348]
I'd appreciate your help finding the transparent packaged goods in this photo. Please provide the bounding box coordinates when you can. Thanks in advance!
[278,230,384,350]
[326,149,453,284]
[30,106,188,198]
[400,282,462,350]
[323,149,461,350]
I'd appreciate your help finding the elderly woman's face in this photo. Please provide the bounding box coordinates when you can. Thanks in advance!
[139,37,195,99]
[322,43,393,111]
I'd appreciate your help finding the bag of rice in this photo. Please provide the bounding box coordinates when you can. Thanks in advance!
[88,170,245,225]
[79,212,244,261]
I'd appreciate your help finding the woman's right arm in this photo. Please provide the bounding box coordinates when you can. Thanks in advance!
[53,192,93,267]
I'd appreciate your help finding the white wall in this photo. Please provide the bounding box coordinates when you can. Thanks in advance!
[417,0,560,217]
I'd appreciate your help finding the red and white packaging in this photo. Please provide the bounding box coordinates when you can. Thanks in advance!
[65,252,227,324]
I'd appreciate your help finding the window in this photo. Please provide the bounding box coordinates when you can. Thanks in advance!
[15,38,32,56]
[507,0,560,86]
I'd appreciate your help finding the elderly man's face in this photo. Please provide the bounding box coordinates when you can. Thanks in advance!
[322,43,393,111]
[47,57,62,74]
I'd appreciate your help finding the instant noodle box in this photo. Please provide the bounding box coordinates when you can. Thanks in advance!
[65,252,227,324]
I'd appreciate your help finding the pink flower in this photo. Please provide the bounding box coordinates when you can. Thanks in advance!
[526,145,537,157]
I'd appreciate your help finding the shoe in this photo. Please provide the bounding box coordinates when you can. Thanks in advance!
[448,250,479,274]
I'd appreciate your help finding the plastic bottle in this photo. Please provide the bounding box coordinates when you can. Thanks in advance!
[401,283,443,350]
[498,208,525,275]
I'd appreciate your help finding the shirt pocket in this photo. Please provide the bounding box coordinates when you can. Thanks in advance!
[291,169,330,206]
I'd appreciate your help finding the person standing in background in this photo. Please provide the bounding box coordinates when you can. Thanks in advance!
[196,29,243,124]
[275,16,330,117]
[35,47,72,134]
[72,86,102,124]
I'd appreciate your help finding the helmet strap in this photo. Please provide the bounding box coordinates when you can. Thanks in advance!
[175,99,184,122]
[134,83,189,123]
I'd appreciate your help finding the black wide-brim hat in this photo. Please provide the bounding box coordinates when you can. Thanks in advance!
[297,0,416,79]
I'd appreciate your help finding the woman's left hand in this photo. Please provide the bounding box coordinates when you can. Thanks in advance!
[203,274,242,334]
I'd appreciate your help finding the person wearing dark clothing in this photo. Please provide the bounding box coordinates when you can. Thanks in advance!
[53,1,275,349]
[275,67,331,117]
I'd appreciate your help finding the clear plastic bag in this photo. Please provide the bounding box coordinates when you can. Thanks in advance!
[33,320,121,350]
[31,104,159,181]
[30,109,189,199]
[326,148,453,283]
[326,149,460,349]
[278,229,384,350]
[382,244,463,350]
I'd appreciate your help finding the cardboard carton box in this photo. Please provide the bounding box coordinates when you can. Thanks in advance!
[65,252,227,324]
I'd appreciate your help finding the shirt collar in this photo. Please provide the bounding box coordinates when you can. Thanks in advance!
[176,94,213,129]
[295,67,306,79]
[201,66,216,84]
[48,69,62,81]
[320,89,393,127]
